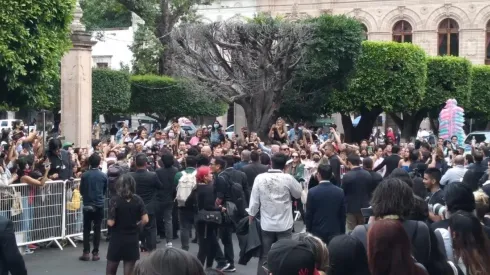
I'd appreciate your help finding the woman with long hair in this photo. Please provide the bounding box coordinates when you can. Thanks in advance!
[448,211,490,275]
[269,117,288,144]
[209,121,225,147]
[106,174,149,275]
[372,146,386,177]
[398,148,412,172]
[368,219,428,275]
[195,166,224,268]
[190,128,203,146]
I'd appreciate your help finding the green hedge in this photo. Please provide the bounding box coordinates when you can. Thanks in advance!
[92,68,131,116]
[425,56,472,109]
[468,65,490,119]
[130,75,227,123]
[347,41,427,112]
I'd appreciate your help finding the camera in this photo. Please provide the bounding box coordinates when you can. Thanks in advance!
[429,203,447,218]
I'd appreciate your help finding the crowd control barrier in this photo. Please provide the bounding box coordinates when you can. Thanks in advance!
[0,179,110,250]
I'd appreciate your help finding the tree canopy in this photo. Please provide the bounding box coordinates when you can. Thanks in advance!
[130,75,227,126]
[171,15,312,138]
[279,14,364,123]
[117,0,213,75]
[336,41,427,141]
[0,0,75,109]
[80,0,132,30]
[467,65,490,120]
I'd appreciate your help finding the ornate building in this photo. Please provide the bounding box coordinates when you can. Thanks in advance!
[254,0,490,65]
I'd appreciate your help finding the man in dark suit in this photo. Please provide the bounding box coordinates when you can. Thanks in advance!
[130,153,161,251]
[241,151,268,191]
[464,150,486,191]
[342,154,371,232]
[362,157,382,199]
[0,216,27,275]
[374,144,401,177]
[305,164,345,244]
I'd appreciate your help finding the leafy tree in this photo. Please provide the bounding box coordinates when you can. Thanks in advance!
[0,0,75,109]
[466,65,490,129]
[80,0,132,30]
[279,14,363,123]
[130,24,164,75]
[47,69,131,119]
[337,41,427,142]
[117,0,213,75]
[92,69,131,116]
[130,75,227,126]
[389,56,472,138]
[171,16,312,138]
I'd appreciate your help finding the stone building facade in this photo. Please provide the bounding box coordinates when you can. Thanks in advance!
[255,0,490,65]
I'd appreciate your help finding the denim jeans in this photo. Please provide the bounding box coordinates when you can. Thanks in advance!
[156,202,174,243]
[21,197,33,242]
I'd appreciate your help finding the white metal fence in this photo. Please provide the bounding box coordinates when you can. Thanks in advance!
[0,179,109,250]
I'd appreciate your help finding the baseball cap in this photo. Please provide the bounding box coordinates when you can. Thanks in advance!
[63,141,74,150]
[265,239,316,275]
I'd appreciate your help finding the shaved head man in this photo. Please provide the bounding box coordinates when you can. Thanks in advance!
[440,154,467,186]
[201,146,212,157]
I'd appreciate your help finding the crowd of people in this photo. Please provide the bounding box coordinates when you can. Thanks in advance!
[2,117,490,275]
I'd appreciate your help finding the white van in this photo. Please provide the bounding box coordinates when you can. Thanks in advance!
[0,119,17,132]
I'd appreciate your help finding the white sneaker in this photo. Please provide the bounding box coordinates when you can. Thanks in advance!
[166,242,173,247]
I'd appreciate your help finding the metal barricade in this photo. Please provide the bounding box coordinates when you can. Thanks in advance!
[0,181,66,250]
[63,179,110,248]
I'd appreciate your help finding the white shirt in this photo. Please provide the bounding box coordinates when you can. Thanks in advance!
[248,169,302,232]
[374,157,386,177]
[440,165,467,186]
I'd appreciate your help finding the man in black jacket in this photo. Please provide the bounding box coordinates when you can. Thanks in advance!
[463,150,486,191]
[374,145,401,177]
[130,153,161,251]
[342,154,371,232]
[0,216,27,275]
[155,153,178,247]
[325,144,341,186]
[305,164,345,244]
[214,155,248,272]
[362,157,382,199]
[241,151,268,191]
[79,153,107,261]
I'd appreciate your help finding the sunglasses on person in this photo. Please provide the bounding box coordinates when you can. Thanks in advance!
[281,147,289,151]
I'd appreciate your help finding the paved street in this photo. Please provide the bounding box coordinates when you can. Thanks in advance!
[23,223,304,275]
[24,236,257,275]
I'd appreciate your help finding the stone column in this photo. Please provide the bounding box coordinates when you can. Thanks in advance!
[60,1,96,148]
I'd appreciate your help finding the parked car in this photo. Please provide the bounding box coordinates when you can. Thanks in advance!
[226,124,235,139]
[464,131,490,145]
[163,117,197,137]
[0,119,17,132]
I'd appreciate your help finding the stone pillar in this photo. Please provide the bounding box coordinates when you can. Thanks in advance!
[60,1,96,148]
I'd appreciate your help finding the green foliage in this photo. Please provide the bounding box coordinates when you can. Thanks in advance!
[344,41,427,113]
[468,65,490,119]
[80,0,132,30]
[130,24,164,75]
[279,14,363,121]
[0,0,75,109]
[130,75,227,123]
[92,69,131,116]
[46,69,131,117]
[425,56,472,110]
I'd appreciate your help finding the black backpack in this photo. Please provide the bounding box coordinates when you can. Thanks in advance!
[107,164,123,196]
[220,172,246,223]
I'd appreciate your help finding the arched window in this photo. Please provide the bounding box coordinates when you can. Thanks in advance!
[486,21,490,65]
[392,20,412,43]
[361,24,368,40]
[438,18,459,56]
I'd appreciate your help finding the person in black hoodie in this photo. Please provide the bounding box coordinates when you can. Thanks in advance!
[155,153,178,247]
[362,157,382,199]
[195,165,224,268]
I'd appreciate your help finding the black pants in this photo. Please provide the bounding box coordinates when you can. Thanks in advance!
[172,201,179,236]
[215,224,235,266]
[197,222,219,268]
[83,207,103,254]
[140,214,157,251]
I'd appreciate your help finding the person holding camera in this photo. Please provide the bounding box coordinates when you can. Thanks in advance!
[423,168,445,223]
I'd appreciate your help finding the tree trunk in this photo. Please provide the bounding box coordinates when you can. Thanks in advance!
[155,16,173,76]
[341,108,382,143]
[389,111,425,141]
[239,98,275,142]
